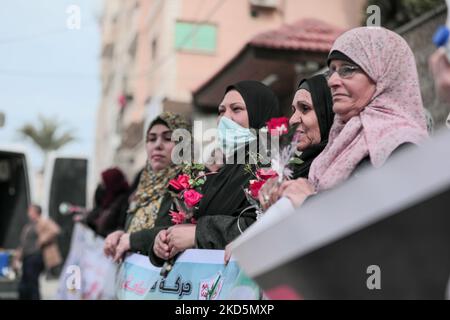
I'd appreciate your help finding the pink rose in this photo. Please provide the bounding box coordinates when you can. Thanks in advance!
[256,168,278,181]
[169,210,186,224]
[169,174,191,191]
[267,117,289,136]
[249,180,266,199]
[183,189,203,208]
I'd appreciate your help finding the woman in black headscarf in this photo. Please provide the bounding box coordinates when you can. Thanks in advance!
[291,74,335,179]
[150,81,282,265]
[260,74,334,208]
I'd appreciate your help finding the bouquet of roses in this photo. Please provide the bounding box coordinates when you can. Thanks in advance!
[168,163,207,225]
[161,163,212,277]
[243,117,303,220]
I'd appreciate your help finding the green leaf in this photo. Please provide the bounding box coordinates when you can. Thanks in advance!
[289,157,304,165]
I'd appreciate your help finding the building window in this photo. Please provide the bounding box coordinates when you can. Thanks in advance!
[175,22,217,54]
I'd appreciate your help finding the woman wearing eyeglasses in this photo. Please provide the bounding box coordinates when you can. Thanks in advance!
[276,27,429,207]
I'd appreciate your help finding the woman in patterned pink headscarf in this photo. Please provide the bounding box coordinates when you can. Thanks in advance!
[278,27,429,207]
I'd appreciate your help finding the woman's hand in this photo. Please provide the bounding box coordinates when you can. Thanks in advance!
[12,249,22,272]
[429,48,450,103]
[279,178,315,208]
[224,243,233,265]
[113,233,131,263]
[258,177,280,210]
[166,224,196,258]
[153,229,170,260]
[103,230,124,258]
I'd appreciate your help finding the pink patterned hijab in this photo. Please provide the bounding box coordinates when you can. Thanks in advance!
[309,27,429,191]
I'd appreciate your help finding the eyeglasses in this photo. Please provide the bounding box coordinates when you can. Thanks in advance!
[324,65,361,80]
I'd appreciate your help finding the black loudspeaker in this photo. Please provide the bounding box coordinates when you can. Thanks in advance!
[232,129,450,299]
[0,151,31,249]
[48,158,88,261]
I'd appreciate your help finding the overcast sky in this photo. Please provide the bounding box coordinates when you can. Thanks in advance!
[0,0,102,170]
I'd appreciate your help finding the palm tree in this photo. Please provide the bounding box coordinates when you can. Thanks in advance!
[18,115,76,169]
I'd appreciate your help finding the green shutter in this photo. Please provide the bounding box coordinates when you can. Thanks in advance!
[175,22,194,50]
[195,24,216,53]
[175,22,216,53]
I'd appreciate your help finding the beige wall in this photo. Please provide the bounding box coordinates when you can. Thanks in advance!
[284,0,366,27]
[95,0,143,181]
[173,0,366,103]
[95,0,367,182]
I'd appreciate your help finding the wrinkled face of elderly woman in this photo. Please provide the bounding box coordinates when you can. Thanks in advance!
[327,60,376,123]
[289,89,321,151]
[146,124,175,172]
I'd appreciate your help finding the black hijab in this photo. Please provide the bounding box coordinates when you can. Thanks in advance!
[197,81,282,223]
[292,74,335,179]
[225,80,281,129]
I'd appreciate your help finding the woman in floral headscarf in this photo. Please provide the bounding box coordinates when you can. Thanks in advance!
[103,112,191,262]
[281,27,429,207]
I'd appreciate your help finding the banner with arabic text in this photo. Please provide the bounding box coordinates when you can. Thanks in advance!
[116,250,261,300]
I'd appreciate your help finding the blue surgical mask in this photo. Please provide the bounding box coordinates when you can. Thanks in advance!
[218,116,256,157]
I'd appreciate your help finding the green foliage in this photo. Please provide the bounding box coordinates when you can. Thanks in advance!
[289,157,304,166]
[18,115,76,153]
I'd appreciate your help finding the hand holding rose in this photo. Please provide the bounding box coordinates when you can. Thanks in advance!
[279,178,315,207]
[166,224,196,258]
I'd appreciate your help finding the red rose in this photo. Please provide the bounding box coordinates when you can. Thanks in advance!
[169,174,191,191]
[190,217,197,224]
[267,117,289,136]
[169,210,186,224]
[256,168,279,181]
[183,189,203,208]
[249,180,266,199]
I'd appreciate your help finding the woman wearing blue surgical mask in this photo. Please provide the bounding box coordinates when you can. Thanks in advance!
[150,81,282,265]
[216,89,257,158]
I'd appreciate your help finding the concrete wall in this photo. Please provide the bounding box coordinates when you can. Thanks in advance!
[399,6,450,130]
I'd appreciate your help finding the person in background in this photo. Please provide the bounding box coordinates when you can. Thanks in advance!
[85,168,130,238]
[74,183,104,223]
[429,0,450,128]
[430,48,450,105]
[15,204,61,300]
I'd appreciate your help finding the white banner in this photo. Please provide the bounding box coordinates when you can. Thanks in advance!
[55,223,117,300]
